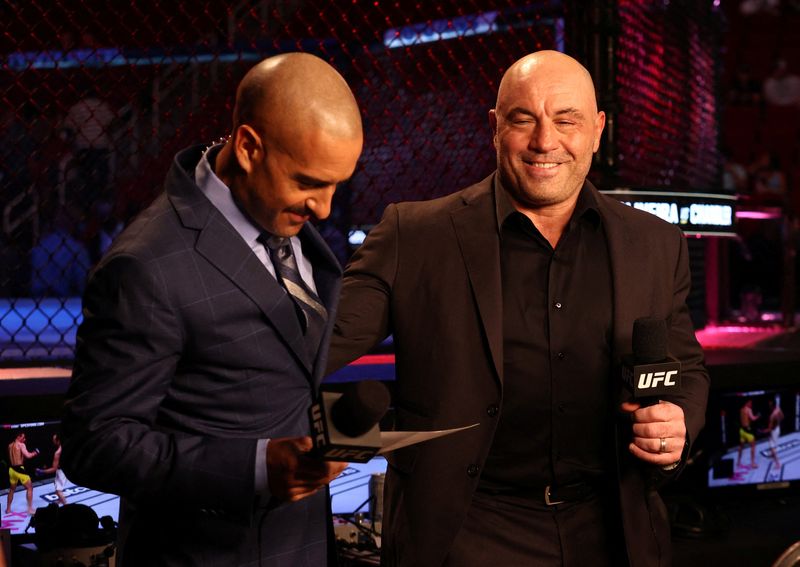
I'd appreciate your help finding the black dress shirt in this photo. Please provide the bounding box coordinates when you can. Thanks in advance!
[478,179,614,492]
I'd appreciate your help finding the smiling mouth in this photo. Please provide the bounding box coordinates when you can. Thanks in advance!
[523,160,562,170]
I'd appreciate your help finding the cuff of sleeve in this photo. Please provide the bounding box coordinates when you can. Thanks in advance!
[660,439,690,474]
[256,438,272,507]
[661,460,681,471]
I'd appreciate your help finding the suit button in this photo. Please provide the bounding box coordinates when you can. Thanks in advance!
[557,352,565,360]
[467,464,479,478]
[486,404,499,417]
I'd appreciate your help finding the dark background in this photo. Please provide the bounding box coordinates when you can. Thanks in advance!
[2,0,800,565]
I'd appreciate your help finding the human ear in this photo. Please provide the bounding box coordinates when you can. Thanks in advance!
[233,124,263,174]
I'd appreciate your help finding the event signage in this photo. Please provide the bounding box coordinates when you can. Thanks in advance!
[602,189,737,237]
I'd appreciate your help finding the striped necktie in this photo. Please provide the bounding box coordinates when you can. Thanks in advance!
[261,234,328,353]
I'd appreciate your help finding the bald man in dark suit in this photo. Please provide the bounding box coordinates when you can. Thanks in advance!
[328,51,709,567]
[62,53,363,566]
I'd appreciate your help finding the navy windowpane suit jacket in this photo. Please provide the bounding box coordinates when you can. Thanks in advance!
[61,145,342,566]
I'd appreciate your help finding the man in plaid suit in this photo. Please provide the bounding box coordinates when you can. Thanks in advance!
[61,53,363,566]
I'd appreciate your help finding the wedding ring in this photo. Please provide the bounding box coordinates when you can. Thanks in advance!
[659,437,667,453]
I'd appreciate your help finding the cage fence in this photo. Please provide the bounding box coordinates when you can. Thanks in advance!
[1,1,567,359]
[1,0,720,359]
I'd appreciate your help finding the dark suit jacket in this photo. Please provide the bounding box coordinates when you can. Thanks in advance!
[61,146,342,566]
[327,174,709,567]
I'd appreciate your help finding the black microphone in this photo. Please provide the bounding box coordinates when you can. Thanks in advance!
[309,380,390,463]
[621,317,681,402]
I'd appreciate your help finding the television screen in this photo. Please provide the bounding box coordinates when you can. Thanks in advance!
[706,386,800,489]
[329,456,387,516]
[1,420,120,536]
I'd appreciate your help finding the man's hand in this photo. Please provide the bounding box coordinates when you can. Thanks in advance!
[621,400,686,466]
[266,436,348,503]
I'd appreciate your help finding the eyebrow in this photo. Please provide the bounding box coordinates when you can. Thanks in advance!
[292,173,333,187]
[506,106,586,120]
[291,173,339,188]
[554,108,586,119]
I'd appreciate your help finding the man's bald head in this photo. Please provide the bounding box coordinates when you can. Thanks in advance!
[233,52,362,144]
[489,50,605,222]
[217,53,363,238]
[496,50,598,114]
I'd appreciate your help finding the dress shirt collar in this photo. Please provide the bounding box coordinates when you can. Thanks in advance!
[195,144,262,252]
[194,143,317,290]
[493,173,602,236]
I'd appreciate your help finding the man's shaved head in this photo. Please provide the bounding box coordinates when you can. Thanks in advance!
[233,52,362,144]
[217,53,363,238]
[496,50,599,113]
[489,50,605,223]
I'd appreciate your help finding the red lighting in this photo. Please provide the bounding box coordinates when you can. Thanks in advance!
[735,208,783,220]
[695,324,783,349]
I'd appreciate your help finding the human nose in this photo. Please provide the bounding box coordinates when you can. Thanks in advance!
[307,187,335,221]
[528,120,558,153]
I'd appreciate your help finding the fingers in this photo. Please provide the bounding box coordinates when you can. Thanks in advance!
[620,401,641,414]
[629,400,684,423]
[295,453,348,480]
[267,436,349,503]
[631,419,685,440]
[280,467,348,502]
[628,436,684,465]
[627,441,683,466]
[281,461,348,502]
[281,481,326,502]
[624,401,686,466]
[291,436,313,453]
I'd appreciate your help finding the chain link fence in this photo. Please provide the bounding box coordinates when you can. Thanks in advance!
[0,0,719,360]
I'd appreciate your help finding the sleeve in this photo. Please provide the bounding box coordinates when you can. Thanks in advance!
[326,204,400,374]
[60,253,259,524]
[255,438,271,506]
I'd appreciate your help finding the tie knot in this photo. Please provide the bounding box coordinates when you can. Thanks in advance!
[260,234,290,252]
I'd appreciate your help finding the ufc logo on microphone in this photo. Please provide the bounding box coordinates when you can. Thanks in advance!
[637,370,678,389]
[310,403,326,446]
[322,448,375,461]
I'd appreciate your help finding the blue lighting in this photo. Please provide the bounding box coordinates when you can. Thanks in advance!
[383,11,500,48]
[5,48,263,71]
[383,10,564,53]
[0,298,81,360]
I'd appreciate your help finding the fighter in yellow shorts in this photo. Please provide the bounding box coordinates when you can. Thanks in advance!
[9,465,32,486]
[737,399,760,469]
[6,432,39,515]
[739,426,755,445]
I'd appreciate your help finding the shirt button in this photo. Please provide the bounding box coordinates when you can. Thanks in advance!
[486,404,499,417]
[554,302,562,309]
[558,403,566,413]
[557,352,565,360]
[467,464,480,478]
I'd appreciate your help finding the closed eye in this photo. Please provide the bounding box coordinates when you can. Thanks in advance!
[292,174,334,190]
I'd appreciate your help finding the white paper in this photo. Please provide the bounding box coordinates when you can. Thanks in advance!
[378,423,479,454]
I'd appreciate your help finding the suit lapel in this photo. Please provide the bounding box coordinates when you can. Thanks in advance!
[167,147,313,375]
[595,185,664,564]
[300,223,341,319]
[195,215,313,374]
[298,224,343,390]
[450,176,504,384]
[595,187,645,363]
